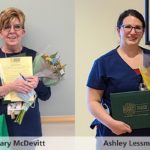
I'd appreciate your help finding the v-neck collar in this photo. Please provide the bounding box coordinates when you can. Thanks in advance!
[114,47,143,76]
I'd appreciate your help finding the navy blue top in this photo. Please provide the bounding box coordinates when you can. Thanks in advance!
[0,47,51,136]
[87,47,150,136]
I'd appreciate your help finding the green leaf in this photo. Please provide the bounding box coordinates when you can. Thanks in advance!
[49,52,58,59]
[15,110,26,125]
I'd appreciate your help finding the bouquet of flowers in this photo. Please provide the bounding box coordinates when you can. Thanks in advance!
[139,53,150,91]
[15,52,66,124]
[33,52,66,86]
[139,66,150,90]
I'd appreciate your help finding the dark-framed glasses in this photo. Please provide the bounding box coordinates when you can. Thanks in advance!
[3,24,23,32]
[121,24,143,33]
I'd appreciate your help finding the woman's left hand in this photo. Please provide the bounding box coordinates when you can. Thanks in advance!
[26,76,39,89]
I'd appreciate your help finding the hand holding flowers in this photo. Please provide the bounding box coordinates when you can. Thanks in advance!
[14,52,66,124]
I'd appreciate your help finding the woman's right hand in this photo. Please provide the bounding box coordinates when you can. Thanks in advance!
[109,119,132,135]
[10,79,34,93]
[87,88,132,135]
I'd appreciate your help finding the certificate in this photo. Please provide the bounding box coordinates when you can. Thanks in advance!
[0,57,34,102]
[110,90,150,129]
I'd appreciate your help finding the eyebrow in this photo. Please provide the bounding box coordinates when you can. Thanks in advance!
[122,24,142,26]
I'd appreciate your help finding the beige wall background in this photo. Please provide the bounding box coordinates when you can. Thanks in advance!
[76,0,150,136]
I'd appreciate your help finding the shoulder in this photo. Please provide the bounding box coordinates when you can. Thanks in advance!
[95,48,117,64]
[22,47,37,59]
[23,47,37,55]
[141,47,150,54]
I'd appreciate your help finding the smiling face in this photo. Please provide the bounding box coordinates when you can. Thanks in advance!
[0,7,25,52]
[0,18,25,49]
[117,16,144,47]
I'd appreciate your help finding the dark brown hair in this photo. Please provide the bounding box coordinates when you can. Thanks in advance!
[117,9,145,29]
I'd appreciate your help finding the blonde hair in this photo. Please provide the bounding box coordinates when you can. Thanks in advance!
[0,7,25,31]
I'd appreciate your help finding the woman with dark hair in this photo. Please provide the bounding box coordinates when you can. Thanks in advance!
[87,9,150,138]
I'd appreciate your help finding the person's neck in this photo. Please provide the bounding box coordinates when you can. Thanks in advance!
[1,45,23,54]
[118,45,141,57]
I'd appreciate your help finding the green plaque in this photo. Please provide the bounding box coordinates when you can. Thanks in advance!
[110,90,150,129]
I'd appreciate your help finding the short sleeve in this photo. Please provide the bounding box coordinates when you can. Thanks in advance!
[87,58,106,90]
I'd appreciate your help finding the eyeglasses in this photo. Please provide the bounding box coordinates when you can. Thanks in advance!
[121,24,143,33]
[2,24,23,32]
